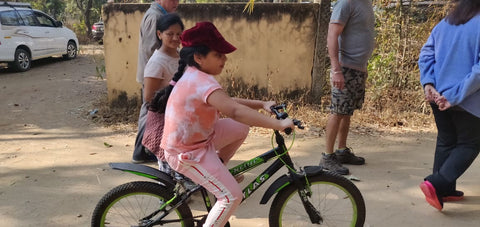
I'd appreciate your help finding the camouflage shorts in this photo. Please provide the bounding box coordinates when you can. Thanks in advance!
[330,67,367,115]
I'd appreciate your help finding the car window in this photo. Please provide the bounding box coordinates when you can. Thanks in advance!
[0,11,21,26]
[17,10,38,26]
[34,12,55,27]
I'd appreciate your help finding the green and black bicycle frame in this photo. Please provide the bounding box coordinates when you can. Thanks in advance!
[106,104,324,225]
[228,129,324,224]
[109,162,214,226]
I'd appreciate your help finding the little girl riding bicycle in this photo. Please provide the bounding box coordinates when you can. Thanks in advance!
[153,21,295,227]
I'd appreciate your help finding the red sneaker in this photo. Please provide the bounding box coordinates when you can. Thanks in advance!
[443,190,464,202]
[420,181,443,211]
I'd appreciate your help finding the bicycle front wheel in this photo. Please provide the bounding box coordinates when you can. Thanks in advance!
[91,181,194,227]
[269,171,365,227]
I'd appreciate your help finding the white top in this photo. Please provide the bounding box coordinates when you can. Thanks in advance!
[144,49,179,80]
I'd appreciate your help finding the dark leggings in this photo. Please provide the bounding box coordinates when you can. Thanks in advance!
[425,103,480,195]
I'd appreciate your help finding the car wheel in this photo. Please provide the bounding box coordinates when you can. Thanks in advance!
[63,41,77,60]
[12,48,31,72]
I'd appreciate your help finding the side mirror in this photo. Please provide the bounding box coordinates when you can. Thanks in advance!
[55,21,63,27]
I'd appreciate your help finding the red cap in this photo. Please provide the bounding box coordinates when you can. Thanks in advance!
[180,22,236,54]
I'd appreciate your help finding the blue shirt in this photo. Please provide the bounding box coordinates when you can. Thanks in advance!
[419,15,480,117]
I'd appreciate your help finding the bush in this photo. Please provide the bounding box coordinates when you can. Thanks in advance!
[366,0,449,115]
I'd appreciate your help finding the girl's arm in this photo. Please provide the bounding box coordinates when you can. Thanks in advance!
[208,90,294,131]
[232,98,275,113]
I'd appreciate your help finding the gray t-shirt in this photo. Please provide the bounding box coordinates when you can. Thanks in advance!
[136,3,167,84]
[331,0,375,71]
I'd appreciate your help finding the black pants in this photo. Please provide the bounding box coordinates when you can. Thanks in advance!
[133,101,149,160]
[425,103,480,195]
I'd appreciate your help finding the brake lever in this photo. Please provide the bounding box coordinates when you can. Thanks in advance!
[293,119,305,129]
[284,119,304,135]
[270,104,305,134]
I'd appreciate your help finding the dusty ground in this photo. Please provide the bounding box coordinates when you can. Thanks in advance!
[1,45,480,227]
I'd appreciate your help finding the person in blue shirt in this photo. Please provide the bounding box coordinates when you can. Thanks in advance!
[418,0,480,211]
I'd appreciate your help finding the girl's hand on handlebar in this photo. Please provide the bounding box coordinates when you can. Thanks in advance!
[279,118,295,133]
[263,101,276,113]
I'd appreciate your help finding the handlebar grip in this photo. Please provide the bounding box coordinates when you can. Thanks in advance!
[284,127,292,135]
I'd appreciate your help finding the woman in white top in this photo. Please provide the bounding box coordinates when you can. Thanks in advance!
[143,13,184,102]
[142,13,185,177]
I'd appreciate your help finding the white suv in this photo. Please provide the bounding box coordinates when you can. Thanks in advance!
[0,1,78,72]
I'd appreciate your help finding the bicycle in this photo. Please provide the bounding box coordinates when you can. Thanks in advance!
[91,104,366,227]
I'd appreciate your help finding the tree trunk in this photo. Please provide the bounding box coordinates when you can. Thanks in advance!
[75,0,93,37]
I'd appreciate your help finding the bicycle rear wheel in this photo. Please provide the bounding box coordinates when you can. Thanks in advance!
[269,171,365,227]
[91,181,194,227]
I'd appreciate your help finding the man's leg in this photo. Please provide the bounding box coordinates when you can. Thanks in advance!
[321,113,349,175]
[325,113,342,154]
[336,115,350,149]
[334,68,366,165]
[335,115,365,165]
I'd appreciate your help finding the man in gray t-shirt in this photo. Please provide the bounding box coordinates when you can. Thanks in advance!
[319,0,375,175]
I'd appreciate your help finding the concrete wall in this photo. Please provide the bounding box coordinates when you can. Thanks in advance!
[102,2,330,105]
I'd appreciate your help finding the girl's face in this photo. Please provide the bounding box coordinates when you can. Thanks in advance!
[195,50,227,75]
[158,23,183,50]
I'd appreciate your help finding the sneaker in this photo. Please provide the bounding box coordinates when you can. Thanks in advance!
[419,180,443,211]
[181,179,198,191]
[443,190,464,202]
[319,153,349,175]
[132,151,157,164]
[335,147,365,165]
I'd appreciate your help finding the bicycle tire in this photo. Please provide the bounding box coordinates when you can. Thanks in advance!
[269,171,366,227]
[91,181,194,227]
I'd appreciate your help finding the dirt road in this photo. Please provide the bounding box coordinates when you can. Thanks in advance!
[1,45,479,226]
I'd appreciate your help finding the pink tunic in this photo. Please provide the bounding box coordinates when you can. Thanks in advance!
[161,66,247,227]
[161,66,222,159]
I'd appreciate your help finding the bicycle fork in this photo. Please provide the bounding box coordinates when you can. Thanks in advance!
[291,170,323,224]
[275,131,323,225]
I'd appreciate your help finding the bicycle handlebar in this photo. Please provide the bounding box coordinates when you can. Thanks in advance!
[270,104,304,134]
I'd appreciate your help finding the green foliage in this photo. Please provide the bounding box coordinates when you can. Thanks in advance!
[72,21,92,43]
[30,0,65,20]
[93,57,106,80]
[72,21,87,35]
[195,0,250,3]
[365,0,449,113]
[24,0,107,31]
